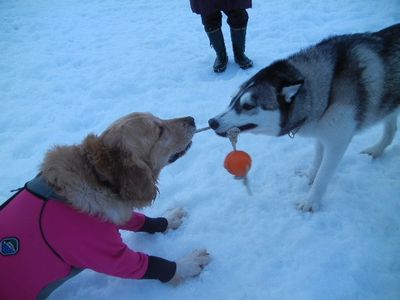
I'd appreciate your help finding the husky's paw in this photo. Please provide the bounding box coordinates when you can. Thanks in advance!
[163,207,187,231]
[169,249,211,285]
[360,146,384,159]
[297,200,320,213]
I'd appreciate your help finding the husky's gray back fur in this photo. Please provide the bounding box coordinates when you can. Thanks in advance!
[224,24,400,136]
[289,23,400,133]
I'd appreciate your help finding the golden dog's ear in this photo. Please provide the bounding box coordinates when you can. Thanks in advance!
[83,134,158,208]
[83,134,116,184]
[117,157,159,207]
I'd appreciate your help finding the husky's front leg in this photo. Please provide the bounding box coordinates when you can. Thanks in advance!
[295,141,324,185]
[307,141,324,185]
[298,134,353,212]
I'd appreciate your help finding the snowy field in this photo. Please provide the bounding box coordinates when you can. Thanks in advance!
[1,0,400,299]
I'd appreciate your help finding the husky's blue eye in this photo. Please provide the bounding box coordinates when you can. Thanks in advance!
[242,103,255,110]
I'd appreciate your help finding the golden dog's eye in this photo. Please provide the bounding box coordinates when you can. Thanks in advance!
[158,126,164,138]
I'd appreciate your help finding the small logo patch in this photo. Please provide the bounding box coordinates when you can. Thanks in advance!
[1,237,19,256]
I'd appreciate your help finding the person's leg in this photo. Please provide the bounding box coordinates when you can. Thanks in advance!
[201,11,223,32]
[201,12,228,73]
[224,9,253,69]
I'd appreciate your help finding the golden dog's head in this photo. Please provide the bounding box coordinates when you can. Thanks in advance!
[83,112,195,208]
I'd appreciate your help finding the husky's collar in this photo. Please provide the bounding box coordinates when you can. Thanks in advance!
[287,118,307,138]
[277,92,307,137]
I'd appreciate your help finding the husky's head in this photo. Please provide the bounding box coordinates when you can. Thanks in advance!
[209,60,305,137]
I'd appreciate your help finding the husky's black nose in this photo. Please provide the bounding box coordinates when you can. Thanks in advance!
[208,118,220,130]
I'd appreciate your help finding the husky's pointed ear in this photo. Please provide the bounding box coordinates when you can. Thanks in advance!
[281,81,304,103]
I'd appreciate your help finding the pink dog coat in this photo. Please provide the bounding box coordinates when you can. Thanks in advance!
[0,176,175,300]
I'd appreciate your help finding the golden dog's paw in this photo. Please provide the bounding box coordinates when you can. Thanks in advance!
[163,207,187,231]
[169,249,211,285]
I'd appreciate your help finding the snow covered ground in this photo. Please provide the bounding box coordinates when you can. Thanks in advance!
[1,0,399,299]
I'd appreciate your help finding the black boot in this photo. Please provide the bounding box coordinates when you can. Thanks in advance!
[230,27,253,69]
[206,28,228,73]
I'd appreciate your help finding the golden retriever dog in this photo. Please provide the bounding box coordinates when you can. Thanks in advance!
[0,113,210,299]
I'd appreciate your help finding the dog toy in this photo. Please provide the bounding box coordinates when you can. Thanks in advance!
[225,127,252,195]
[194,125,252,194]
[195,126,211,133]
[224,150,252,177]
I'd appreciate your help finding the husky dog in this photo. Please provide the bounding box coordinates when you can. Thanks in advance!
[209,23,400,212]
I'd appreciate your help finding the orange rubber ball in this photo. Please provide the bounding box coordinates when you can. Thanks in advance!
[224,150,252,177]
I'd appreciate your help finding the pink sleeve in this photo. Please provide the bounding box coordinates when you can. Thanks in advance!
[118,212,146,232]
[44,203,149,279]
[63,234,150,279]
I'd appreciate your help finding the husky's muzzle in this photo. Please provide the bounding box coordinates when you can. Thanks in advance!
[208,118,257,137]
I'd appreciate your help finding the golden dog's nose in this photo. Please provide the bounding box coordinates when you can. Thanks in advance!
[184,117,195,127]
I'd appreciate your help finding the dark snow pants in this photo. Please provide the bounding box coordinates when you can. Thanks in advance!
[201,9,249,32]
